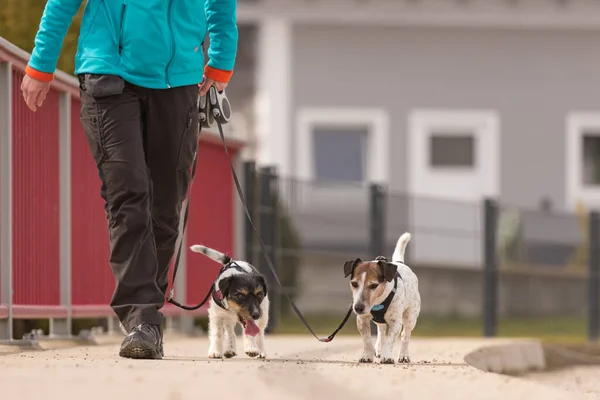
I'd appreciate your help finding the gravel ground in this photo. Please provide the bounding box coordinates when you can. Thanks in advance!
[0,336,598,400]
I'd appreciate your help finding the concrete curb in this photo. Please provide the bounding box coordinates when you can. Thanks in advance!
[464,340,546,375]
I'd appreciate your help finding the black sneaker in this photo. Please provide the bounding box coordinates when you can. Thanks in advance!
[119,324,164,360]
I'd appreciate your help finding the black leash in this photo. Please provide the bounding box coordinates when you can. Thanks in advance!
[166,86,353,342]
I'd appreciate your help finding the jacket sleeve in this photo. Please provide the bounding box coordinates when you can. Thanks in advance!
[25,0,85,82]
[203,0,238,83]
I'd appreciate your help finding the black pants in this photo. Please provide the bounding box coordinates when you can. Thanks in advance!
[79,74,200,331]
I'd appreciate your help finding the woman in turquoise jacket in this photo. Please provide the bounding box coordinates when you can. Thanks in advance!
[21,0,238,360]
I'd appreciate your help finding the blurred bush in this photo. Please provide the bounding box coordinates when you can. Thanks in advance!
[0,0,84,75]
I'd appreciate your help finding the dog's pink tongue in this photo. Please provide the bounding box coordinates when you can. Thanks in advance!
[244,319,260,337]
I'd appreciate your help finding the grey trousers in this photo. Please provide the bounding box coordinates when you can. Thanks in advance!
[78,74,200,332]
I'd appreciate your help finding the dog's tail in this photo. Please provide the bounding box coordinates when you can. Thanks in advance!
[392,232,411,263]
[189,244,232,265]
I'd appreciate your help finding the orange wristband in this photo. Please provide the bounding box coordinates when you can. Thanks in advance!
[204,66,233,83]
[25,65,54,82]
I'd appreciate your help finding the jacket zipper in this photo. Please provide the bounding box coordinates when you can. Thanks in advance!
[118,5,126,55]
[165,0,175,88]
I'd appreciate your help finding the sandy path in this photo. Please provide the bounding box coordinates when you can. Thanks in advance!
[525,366,600,398]
[0,336,596,400]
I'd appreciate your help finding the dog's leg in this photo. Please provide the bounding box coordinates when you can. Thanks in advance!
[379,317,402,364]
[357,315,375,363]
[375,323,387,358]
[207,316,224,359]
[255,331,267,359]
[253,297,269,359]
[223,321,237,358]
[243,331,260,358]
[398,307,419,364]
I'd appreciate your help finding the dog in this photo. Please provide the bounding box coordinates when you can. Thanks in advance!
[190,244,269,359]
[343,232,420,364]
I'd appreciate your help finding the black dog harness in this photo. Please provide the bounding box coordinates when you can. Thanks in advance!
[370,274,400,324]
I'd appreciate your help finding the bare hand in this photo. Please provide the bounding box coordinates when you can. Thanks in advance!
[21,74,50,112]
[198,76,227,97]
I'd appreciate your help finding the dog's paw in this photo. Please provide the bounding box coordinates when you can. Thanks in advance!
[359,356,374,363]
[258,352,267,359]
[398,356,411,364]
[224,350,237,359]
[245,349,258,357]
[380,357,395,364]
[208,351,223,359]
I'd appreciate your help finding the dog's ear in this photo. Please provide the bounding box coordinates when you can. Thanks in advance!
[218,276,232,297]
[343,258,362,278]
[258,274,268,297]
[377,261,397,282]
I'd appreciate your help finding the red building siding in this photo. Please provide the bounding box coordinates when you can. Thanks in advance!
[11,68,61,307]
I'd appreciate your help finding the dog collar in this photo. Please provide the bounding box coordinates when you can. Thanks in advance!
[370,274,399,324]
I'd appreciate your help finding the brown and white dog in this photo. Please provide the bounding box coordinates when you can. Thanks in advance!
[190,244,269,359]
[343,232,420,364]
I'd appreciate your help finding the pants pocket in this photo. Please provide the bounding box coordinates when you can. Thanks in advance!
[177,105,200,171]
[79,89,106,167]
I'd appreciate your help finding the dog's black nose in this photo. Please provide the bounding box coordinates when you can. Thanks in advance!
[354,304,365,314]
[251,310,261,320]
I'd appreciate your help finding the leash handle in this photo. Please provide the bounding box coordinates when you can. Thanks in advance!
[199,86,231,128]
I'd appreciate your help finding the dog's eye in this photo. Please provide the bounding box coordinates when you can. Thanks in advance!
[368,283,379,290]
[350,282,359,288]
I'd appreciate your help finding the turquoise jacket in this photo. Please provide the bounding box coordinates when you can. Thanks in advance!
[26,0,238,89]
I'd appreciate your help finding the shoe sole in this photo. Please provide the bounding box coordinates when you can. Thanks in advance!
[119,337,163,360]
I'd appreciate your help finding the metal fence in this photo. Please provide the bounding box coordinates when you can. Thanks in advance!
[242,163,600,341]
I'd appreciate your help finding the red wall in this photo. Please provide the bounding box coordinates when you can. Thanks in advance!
[11,68,61,306]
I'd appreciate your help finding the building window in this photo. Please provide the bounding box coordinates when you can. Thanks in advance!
[429,133,475,168]
[312,126,368,183]
[408,109,499,202]
[296,108,390,187]
[565,113,600,210]
[583,133,600,186]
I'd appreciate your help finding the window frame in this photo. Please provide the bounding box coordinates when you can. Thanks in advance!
[566,112,600,210]
[296,108,390,185]
[408,109,500,200]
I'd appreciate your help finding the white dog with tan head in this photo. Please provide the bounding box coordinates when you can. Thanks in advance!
[343,232,421,364]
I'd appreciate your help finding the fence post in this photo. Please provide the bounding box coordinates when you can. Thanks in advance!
[588,211,600,341]
[52,91,72,338]
[369,183,386,335]
[258,166,278,333]
[243,161,257,266]
[483,198,499,337]
[369,183,386,259]
[0,62,13,341]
